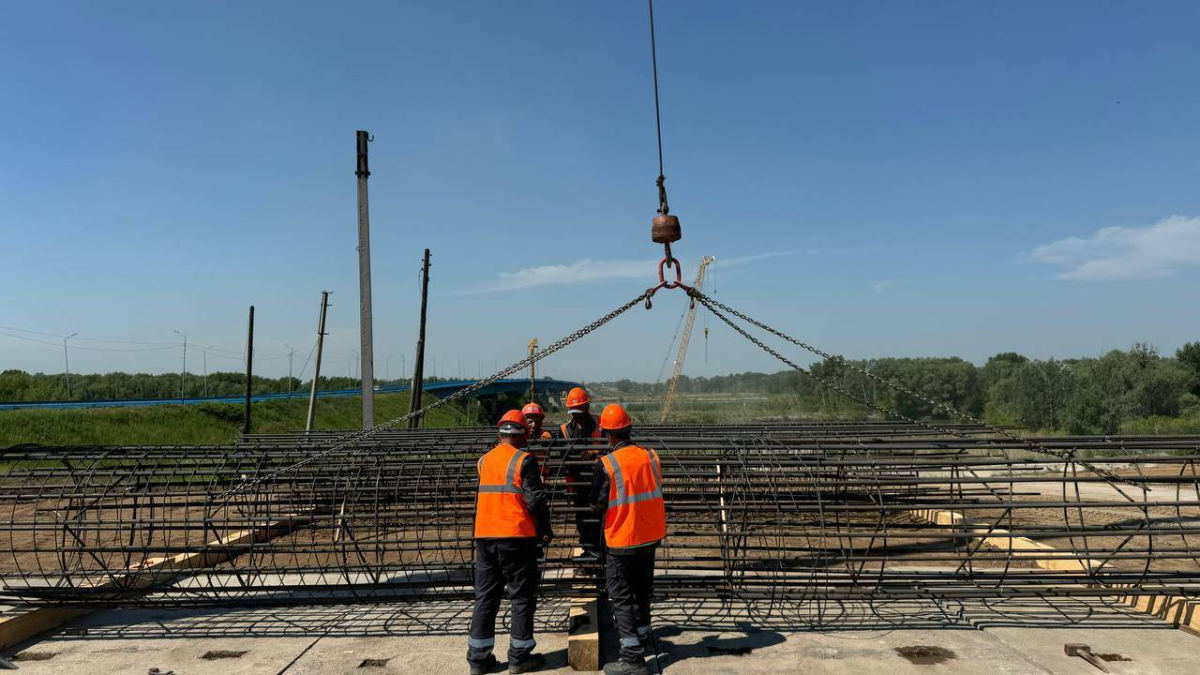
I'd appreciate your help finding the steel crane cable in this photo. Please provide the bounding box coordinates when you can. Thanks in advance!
[220,289,654,496]
[686,287,1145,492]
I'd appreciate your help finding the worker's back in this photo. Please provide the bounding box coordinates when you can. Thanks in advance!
[599,444,666,549]
[474,443,536,539]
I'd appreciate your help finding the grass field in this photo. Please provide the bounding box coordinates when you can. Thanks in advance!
[0,392,473,446]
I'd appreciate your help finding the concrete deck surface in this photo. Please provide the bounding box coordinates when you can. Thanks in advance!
[3,597,1196,674]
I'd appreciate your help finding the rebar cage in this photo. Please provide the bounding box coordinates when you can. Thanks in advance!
[3,423,1198,609]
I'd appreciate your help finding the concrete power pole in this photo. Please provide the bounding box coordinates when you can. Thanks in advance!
[355,130,376,430]
[306,290,330,433]
[407,248,431,429]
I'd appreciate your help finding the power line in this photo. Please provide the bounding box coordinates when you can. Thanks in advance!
[0,330,178,353]
[0,324,176,346]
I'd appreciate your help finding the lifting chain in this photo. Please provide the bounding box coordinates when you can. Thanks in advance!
[685,287,1146,493]
[223,289,653,496]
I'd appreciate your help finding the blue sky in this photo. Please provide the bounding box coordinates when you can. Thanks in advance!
[3,1,1200,383]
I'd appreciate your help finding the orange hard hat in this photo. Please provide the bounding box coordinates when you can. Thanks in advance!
[497,409,528,434]
[521,402,545,419]
[566,387,590,412]
[599,404,633,432]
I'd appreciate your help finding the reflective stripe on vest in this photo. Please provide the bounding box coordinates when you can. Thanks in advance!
[601,445,667,549]
[474,444,536,538]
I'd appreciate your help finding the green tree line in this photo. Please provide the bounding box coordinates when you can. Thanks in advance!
[606,342,1200,434]
[0,370,465,403]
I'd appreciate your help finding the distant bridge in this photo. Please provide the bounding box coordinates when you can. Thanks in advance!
[0,378,582,412]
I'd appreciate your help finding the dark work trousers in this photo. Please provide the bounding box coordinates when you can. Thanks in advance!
[467,538,539,666]
[606,546,657,664]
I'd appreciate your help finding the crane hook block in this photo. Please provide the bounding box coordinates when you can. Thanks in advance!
[652,214,682,244]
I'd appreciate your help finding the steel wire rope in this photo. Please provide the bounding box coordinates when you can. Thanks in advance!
[219,289,653,497]
[686,288,1146,491]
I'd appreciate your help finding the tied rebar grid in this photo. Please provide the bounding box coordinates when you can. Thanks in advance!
[3,423,1199,608]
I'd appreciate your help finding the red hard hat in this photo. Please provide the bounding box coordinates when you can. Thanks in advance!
[497,409,528,433]
[521,402,545,420]
[599,404,633,432]
[566,387,590,411]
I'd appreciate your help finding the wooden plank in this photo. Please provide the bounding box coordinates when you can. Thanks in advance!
[0,514,309,650]
[910,508,1200,633]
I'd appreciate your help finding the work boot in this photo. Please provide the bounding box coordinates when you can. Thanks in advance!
[603,661,650,675]
[508,652,545,673]
[468,655,502,675]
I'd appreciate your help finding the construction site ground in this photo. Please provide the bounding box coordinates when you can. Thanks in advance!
[3,597,1196,674]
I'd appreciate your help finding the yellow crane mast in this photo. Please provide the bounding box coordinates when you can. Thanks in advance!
[660,255,715,422]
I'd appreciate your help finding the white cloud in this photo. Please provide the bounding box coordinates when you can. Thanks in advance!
[1026,215,1200,281]
[479,258,654,292]
[718,251,797,268]
[467,251,798,293]
[871,280,897,294]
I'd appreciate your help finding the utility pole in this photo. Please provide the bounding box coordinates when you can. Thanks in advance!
[62,332,78,400]
[202,345,214,397]
[407,248,431,429]
[349,349,358,380]
[173,330,187,402]
[306,290,330,432]
[284,344,295,394]
[355,129,376,430]
[243,306,254,436]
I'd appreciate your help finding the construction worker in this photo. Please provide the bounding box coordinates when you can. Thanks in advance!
[559,387,604,560]
[590,404,666,675]
[468,410,553,675]
[522,401,554,477]
[522,402,554,441]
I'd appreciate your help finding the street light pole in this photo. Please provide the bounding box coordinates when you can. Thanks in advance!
[284,344,295,394]
[62,332,78,400]
[202,345,214,397]
[172,330,187,402]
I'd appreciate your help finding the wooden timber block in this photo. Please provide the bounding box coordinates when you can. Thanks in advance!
[0,606,89,651]
[568,595,600,671]
[567,547,600,671]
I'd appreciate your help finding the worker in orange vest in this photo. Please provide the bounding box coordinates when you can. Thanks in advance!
[522,402,554,441]
[589,404,666,675]
[522,401,553,477]
[468,410,553,675]
[559,386,605,561]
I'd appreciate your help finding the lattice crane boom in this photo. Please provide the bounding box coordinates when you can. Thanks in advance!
[660,255,715,422]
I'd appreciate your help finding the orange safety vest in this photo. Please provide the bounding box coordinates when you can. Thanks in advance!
[561,421,602,439]
[600,444,666,550]
[474,443,537,538]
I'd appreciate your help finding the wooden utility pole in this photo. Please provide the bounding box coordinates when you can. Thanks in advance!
[243,305,254,436]
[306,290,330,433]
[407,248,431,429]
[355,130,376,430]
